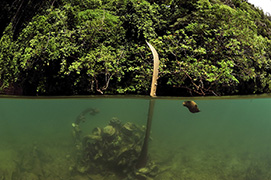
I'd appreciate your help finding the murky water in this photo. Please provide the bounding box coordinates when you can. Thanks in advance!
[1,96,271,179]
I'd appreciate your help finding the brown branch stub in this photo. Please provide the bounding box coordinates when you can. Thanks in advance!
[94,75,103,94]
[102,73,114,91]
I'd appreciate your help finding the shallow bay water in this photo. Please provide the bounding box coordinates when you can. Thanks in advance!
[1,96,271,179]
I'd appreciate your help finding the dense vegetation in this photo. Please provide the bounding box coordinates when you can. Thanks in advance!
[0,0,271,96]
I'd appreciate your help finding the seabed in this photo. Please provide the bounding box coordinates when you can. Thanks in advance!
[1,139,271,180]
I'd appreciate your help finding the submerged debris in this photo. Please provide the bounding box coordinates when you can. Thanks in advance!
[72,108,100,149]
[75,108,100,125]
[73,117,158,179]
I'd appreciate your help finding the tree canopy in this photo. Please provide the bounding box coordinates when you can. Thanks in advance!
[0,0,271,96]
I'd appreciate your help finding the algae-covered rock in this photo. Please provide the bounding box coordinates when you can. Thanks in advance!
[74,118,157,179]
[103,125,116,136]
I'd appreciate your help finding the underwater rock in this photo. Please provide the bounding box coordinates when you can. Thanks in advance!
[121,122,134,135]
[82,135,101,147]
[72,123,81,133]
[109,117,122,128]
[75,119,156,179]
[183,101,200,113]
[135,162,159,180]
[103,125,116,136]
[92,127,102,136]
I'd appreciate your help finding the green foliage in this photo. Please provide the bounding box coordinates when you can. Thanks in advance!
[154,0,271,95]
[0,24,18,89]
[0,0,271,96]
[121,0,166,41]
[0,3,126,95]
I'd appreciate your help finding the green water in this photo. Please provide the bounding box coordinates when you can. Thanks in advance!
[1,96,271,179]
